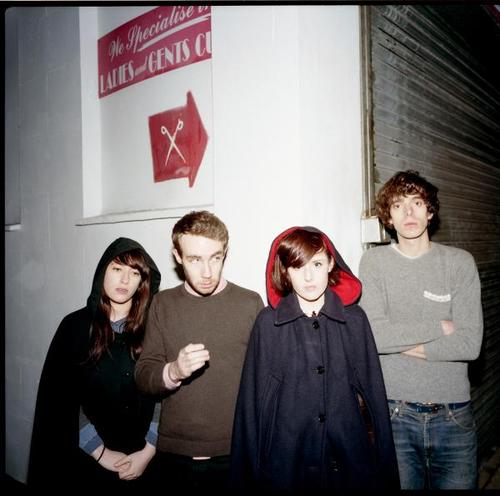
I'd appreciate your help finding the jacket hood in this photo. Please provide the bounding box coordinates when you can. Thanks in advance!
[86,237,161,316]
[265,226,361,309]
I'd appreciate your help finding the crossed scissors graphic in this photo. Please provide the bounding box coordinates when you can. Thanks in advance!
[161,118,186,168]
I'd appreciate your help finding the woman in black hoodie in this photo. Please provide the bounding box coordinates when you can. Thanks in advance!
[28,238,161,487]
[231,227,399,491]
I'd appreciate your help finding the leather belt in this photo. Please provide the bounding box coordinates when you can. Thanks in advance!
[396,401,470,413]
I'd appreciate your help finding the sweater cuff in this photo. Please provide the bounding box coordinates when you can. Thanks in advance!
[163,363,181,390]
[79,422,103,455]
[145,421,158,446]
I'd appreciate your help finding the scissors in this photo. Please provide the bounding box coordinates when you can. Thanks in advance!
[161,118,186,168]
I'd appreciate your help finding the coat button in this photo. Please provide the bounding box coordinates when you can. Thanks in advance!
[312,320,320,329]
[316,365,325,374]
[318,414,326,423]
[330,460,339,472]
[124,371,131,377]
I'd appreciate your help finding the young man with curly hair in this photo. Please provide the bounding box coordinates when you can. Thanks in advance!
[359,170,483,490]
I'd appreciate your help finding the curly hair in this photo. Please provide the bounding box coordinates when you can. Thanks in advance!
[376,170,440,233]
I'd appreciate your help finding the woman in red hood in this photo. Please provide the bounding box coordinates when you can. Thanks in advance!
[230,227,399,491]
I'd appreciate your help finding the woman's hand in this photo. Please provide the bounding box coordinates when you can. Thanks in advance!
[91,445,128,472]
[114,442,156,480]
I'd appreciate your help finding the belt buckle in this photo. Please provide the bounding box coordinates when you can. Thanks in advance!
[421,402,441,413]
[417,403,441,413]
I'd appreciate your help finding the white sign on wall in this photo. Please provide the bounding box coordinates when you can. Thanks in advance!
[89,6,214,218]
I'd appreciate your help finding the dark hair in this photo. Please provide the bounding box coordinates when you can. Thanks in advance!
[172,210,229,256]
[376,170,440,234]
[89,249,151,362]
[271,229,340,295]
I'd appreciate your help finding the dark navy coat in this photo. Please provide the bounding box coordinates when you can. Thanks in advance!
[230,227,399,491]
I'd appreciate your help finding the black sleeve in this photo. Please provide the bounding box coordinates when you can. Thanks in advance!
[27,315,82,487]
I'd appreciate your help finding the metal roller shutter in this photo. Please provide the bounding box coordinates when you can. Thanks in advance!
[360,4,500,465]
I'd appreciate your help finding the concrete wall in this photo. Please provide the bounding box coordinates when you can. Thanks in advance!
[4,5,363,482]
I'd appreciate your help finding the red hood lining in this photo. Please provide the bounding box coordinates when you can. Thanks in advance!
[265,227,361,309]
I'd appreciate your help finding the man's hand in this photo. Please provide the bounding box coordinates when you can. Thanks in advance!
[402,321,455,360]
[169,343,210,381]
[441,320,455,336]
[402,344,426,359]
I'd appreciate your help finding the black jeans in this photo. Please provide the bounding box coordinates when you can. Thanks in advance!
[152,451,231,491]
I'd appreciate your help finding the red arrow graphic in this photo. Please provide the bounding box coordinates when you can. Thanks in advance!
[149,91,208,187]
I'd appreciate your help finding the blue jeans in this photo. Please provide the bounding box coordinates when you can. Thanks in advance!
[388,400,477,490]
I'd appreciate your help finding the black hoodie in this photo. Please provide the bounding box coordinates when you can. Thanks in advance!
[231,227,399,491]
[28,238,161,486]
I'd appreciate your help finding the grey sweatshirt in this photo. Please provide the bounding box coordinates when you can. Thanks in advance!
[359,242,483,403]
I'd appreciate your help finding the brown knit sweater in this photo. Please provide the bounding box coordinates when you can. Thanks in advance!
[135,282,264,457]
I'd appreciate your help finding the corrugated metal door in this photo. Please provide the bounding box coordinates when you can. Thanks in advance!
[360,4,500,464]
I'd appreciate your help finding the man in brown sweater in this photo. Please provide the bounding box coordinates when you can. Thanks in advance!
[135,210,264,490]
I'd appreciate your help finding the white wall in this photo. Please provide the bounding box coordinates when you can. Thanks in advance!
[4,5,363,483]
[5,8,21,226]
[5,6,85,481]
[212,6,363,293]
